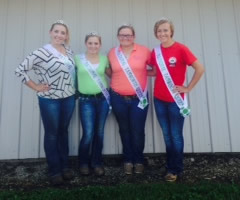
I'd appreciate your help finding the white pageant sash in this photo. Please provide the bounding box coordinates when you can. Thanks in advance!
[115,47,148,109]
[154,46,190,117]
[44,44,75,84]
[78,54,111,107]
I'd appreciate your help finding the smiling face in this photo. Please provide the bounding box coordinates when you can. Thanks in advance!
[85,36,101,54]
[156,22,173,45]
[49,24,68,45]
[117,27,135,47]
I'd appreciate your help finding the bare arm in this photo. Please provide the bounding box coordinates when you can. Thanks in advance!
[175,60,205,93]
[147,65,156,76]
[105,67,112,78]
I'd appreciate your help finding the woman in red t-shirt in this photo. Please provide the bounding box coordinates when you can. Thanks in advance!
[148,18,205,182]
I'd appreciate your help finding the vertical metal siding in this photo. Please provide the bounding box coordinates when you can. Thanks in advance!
[217,0,240,152]
[0,0,8,136]
[232,0,240,151]
[0,0,240,159]
[198,0,230,152]
[181,0,211,152]
[0,0,26,159]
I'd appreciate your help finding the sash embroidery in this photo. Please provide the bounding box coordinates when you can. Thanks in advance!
[154,46,190,117]
[78,54,111,108]
[115,47,148,109]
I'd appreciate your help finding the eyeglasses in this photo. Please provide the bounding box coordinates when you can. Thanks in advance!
[118,34,134,39]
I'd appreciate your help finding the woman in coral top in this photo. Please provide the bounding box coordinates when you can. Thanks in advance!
[108,24,151,175]
[148,18,205,182]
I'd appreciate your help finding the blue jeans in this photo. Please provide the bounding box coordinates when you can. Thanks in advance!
[38,95,75,177]
[78,95,109,168]
[154,98,185,175]
[110,90,148,164]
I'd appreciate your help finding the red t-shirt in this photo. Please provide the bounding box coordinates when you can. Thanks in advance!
[150,42,197,102]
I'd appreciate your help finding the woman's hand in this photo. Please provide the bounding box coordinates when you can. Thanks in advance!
[35,84,50,92]
[26,80,50,92]
[174,85,189,94]
[174,60,205,94]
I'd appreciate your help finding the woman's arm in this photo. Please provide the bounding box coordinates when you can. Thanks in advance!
[26,80,50,92]
[147,65,156,76]
[105,66,112,78]
[15,49,50,92]
[175,60,205,93]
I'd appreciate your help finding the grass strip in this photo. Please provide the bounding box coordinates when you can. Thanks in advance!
[0,182,240,200]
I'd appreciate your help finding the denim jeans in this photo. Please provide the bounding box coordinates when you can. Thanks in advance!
[154,98,185,175]
[110,90,148,164]
[38,95,75,177]
[78,95,109,168]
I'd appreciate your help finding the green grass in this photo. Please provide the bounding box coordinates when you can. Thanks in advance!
[1,182,240,200]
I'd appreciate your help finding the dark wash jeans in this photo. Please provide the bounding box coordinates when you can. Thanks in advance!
[78,95,109,168]
[110,90,148,164]
[154,98,185,175]
[38,95,75,177]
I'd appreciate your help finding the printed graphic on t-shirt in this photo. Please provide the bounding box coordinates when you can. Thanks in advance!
[169,57,177,67]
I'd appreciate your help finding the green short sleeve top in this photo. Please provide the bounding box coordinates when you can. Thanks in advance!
[75,54,109,94]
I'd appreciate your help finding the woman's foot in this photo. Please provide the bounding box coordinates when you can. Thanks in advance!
[94,167,105,176]
[134,163,144,174]
[49,174,64,185]
[62,169,74,180]
[79,166,90,175]
[124,163,133,175]
[164,173,178,182]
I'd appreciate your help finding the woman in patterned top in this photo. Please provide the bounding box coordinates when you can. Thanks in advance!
[15,20,76,185]
[75,32,111,176]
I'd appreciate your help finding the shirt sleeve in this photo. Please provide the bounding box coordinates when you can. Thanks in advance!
[105,56,110,69]
[15,50,38,83]
[149,49,157,68]
[107,48,115,67]
[182,45,197,66]
[146,47,152,66]
[74,55,79,66]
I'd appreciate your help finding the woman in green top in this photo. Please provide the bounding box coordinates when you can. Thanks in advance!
[75,32,111,176]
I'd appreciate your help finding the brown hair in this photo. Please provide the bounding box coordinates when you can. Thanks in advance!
[85,32,102,44]
[117,24,135,36]
[154,18,174,38]
[50,20,70,45]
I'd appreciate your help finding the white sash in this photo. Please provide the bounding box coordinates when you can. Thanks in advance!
[44,44,75,84]
[78,54,111,107]
[154,46,190,117]
[115,47,148,109]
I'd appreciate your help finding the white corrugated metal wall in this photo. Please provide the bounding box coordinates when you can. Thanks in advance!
[0,0,240,160]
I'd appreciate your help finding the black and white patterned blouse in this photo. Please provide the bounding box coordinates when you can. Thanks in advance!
[15,44,76,99]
